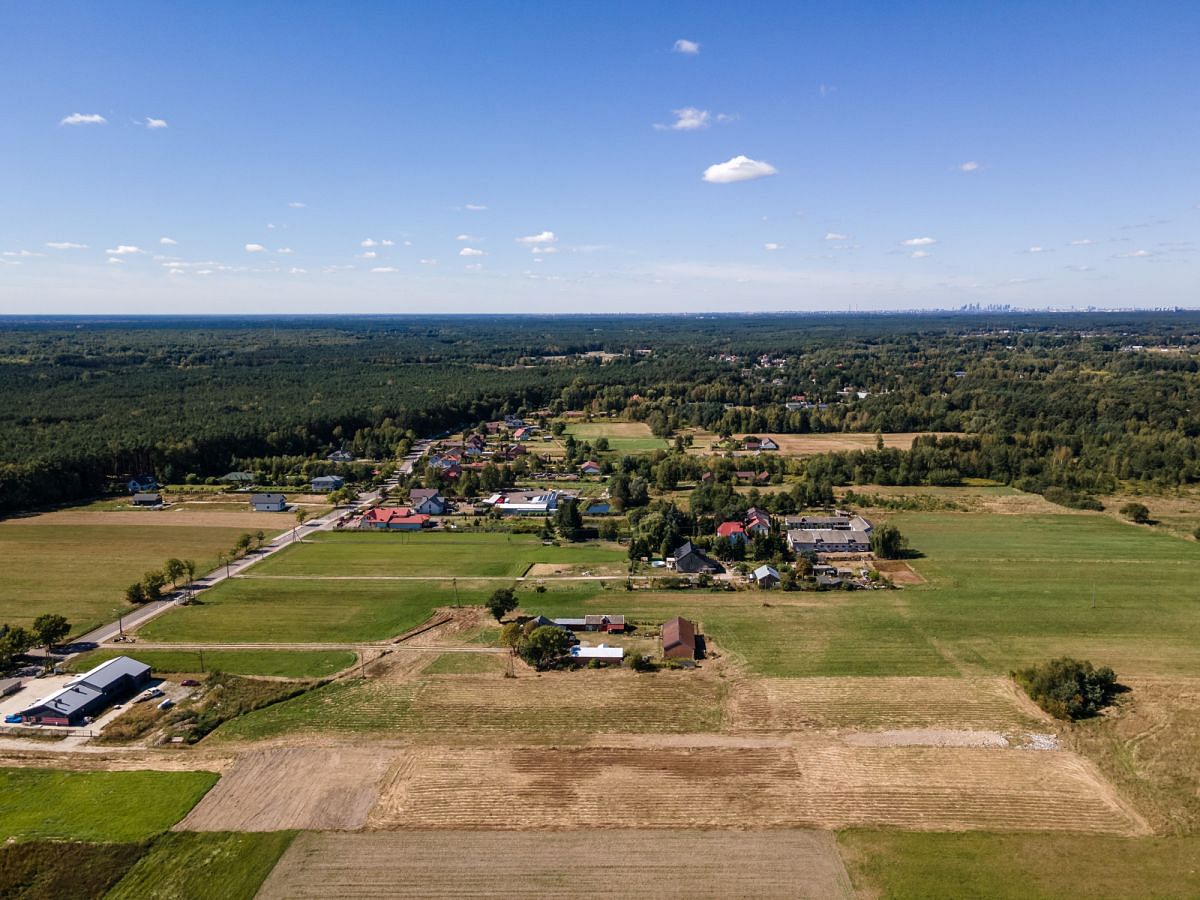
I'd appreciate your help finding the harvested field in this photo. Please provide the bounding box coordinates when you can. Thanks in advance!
[369,741,1144,834]
[717,432,959,455]
[258,829,855,899]
[216,669,726,743]
[2,507,297,530]
[175,747,391,831]
[727,677,1046,732]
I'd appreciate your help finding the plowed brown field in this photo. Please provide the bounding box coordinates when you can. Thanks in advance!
[175,747,392,831]
[367,741,1143,834]
[258,829,855,899]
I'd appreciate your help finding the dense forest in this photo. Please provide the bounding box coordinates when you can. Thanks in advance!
[1,312,1198,512]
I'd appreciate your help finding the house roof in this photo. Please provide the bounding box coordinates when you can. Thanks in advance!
[132,492,161,503]
[570,644,624,659]
[717,521,746,538]
[672,542,724,574]
[312,474,344,485]
[662,616,696,653]
[362,507,428,526]
[409,488,442,501]
[753,565,780,581]
[23,656,151,719]
[251,493,286,504]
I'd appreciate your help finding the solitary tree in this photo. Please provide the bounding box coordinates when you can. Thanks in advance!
[164,558,185,587]
[486,587,519,622]
[293,508,310,542]
[869,523,907,560]
[32,613,71,662]
[1120,502,1151,524]
[520,625,573,670]
[0,626,32,672]
[124,582,148,604]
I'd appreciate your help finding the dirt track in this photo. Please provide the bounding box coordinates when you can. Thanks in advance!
[258,829,855,899]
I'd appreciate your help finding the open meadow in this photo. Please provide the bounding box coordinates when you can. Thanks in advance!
[563,420,669,453]
[106,831,296,900]
[0,515,270,632]
[68,648,356,679]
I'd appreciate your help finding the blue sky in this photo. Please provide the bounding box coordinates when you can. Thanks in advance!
[1,1,1197,313]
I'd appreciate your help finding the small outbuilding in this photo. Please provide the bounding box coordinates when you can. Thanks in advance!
[753,565,781,588]
[131,492,162,507]
[662,616,697,660]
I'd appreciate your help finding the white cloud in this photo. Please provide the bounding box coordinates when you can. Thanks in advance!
[358,251,378,259]
[1071,238,1094,246]
[381,239,395,246]
[1066,265,1094,272]
[60,112,107,126]
[818,84,836,98]
[107,257,125,264]
[517,231,557,245]
[959,161,980,172]
[1120,249,1152,258]
[244,243,266,253]
[277,247,293,254]
[902,237,936,246]
[672,38,700,54]
[702,155,778,184]
[3,249,42,257]
[45,242,87,250]
[159,236,177,246]
[419,258,438,265]
[288,201,306,208]
[106,245,143,255]
[459,247,485,257]
[465,203,487,211]
[824,232,849,241]
[361,238,377,247]
[910,250,930,259]
[370,266,399,273]
[532,246,559,254]
[1026,246,1044,253]
[143,117,168,129]
[456,234,477,241]
[464,263,483,270]
[289,267,308,274]
[764,243,782,251]
[656,107,714,131]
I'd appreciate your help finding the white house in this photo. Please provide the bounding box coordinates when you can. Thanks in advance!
[250,492,287,512]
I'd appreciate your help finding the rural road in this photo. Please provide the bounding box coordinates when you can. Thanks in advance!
[71,484,389,651]
[97,641,507,653]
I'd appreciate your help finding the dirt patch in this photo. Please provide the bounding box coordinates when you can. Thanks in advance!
[259,829,855,899]
[367,740,1143,834]
[873,560,926,585]
[175,747,392,831]
[843,729,1011,748]
[523,562,627,578]
[980,492,1084,516]
[736,432,960,456]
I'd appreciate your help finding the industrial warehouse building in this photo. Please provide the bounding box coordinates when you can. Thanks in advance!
[16,656,151,726]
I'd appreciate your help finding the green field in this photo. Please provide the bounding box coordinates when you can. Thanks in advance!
[252,531,627,578]
[839,831,1200,899]
[107,831,296,900]
[894,512,1200,676]
[0,521,258,634]
[68,648,356,679]
[0,768,218,842]
[0,840,147,899]
[564,422,669,453]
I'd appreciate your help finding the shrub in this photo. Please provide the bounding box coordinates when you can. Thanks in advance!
[1119,502,1151,524]
[1013,657,1119,720]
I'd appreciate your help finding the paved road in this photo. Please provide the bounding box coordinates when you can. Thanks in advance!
[97,641,506,653]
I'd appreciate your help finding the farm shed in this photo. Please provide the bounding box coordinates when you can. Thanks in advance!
[17,656,151,726]
[662,617,697,660]
[570,644,624,661]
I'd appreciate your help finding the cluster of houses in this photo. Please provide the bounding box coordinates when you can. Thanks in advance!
[528,613,701,663]
[715,506,773,544]
[424,416,548,479]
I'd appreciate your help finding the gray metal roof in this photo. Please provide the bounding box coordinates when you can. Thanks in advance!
[71,655,152,692]
[251,493,286,504]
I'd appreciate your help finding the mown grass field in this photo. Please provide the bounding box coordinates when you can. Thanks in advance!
[893,512,1200,676]
[564,421,669,453]
[0,521,258,633]
[107,831,297,900]
[68,648,356,679]
[838,831,1200,899]
[0,768,218,842]
[252,531,627,578]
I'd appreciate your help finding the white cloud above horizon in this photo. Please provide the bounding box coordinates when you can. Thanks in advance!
[370,266,398,273]
[143,117,168,129]
[159,237,177,246]
[764,243,782,251]
[902,237,937,246]
[672,39,700,55]
[361,238,377,247]
[824,232,849,241]
[106,245,143,255]
[517,231,557,246]
[45,241,87,250]
[465,203,487,211]
[61,112,107,126]
[702,155,777,184]
[959,161,980,172]
[459,247,485,257]
[656,107,725,131]
[911,250,930,259]
[288,201,306,208]
[245,243,266,253]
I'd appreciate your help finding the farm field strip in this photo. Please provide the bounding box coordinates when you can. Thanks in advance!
[258,829,855,899]
[369,743,1142,834]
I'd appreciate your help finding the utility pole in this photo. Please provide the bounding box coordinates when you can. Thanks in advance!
[453,577,460,607]
[198,649,205,673]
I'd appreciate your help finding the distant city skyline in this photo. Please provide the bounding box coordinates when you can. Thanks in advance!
[1,1,1197,313]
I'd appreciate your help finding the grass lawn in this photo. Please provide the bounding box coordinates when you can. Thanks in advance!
[564,421,669,453]
[107,831,296,900]
[838,831,1200,899]
[67,648,356,679]
[0,769,218,842]
[893,512,1200,676]
[0,521,257,634]
[251,531,627,578]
